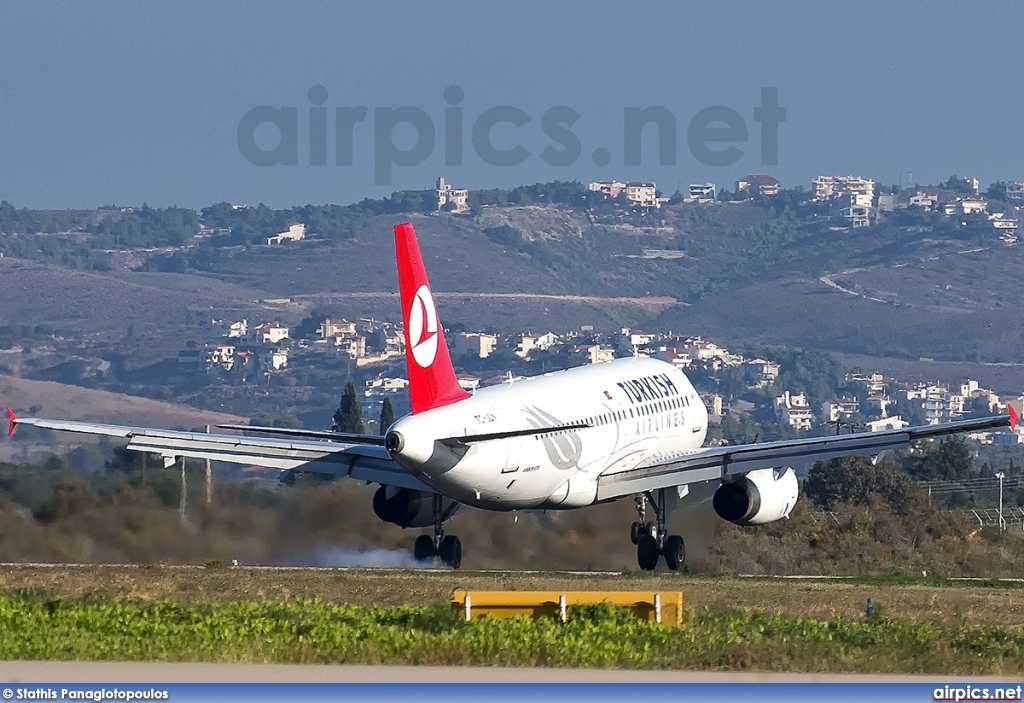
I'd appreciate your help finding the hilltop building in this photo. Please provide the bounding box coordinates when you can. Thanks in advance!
[588,180,661,208]
[812,175,875,227]
[688,183,717,200]
[249,322,290,345]
[436,177,469,213]
[822,397,860,423]
[451,332,497,359]
[736,174,780,197]
[625,182,659,208]
[907,192,939,210]
[989,212,1019,242]
[943,198,987,217]
[812,175,875,202]
[317,319,356,338]
[265,223,305,245]
[208,319,248,340]
[260,348,288,372]
[775,391,813,431]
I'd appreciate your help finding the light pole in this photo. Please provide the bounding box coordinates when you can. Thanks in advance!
[994,471,1006,533]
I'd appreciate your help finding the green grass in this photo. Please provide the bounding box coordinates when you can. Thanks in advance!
[735,574,1024,590]
[0,594,1022,673]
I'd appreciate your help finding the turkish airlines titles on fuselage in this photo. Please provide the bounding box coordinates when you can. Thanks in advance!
[390,357,708,510]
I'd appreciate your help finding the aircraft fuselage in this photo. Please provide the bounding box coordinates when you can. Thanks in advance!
[387,356,709,509]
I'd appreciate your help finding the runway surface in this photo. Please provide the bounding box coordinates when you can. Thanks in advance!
[0,662,1018,683]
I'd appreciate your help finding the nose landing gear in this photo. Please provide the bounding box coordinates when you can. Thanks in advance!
[631,489,685,572]
[413,493,462,568]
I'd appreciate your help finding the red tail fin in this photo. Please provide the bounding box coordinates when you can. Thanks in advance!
[394,223,471,414]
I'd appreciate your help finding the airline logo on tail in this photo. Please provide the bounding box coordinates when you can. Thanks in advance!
[408,285,439,368]
[394,222,471,414]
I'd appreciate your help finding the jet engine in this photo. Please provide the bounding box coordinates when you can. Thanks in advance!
[371,486,458,528]
[712,467,798,526]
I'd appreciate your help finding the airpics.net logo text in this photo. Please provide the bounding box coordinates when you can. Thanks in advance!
[236,85,786,185]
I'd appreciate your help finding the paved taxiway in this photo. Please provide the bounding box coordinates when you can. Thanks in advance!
[0,662,1018,683]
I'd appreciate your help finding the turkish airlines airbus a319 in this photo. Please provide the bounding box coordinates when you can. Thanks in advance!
[10,223,1015,569]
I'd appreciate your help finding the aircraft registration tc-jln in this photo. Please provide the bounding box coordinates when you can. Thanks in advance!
[9,223,1015,569]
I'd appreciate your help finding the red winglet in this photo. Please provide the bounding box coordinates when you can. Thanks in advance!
[6,407,16,437]
[1009,404,1018,433]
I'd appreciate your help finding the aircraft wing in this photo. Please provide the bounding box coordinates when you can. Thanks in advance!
[10,414,430,492]
[595,413,1014,501]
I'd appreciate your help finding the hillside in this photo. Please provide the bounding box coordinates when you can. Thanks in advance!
[0,257,305,368]
[655,243,1024,364]
[3,195,1024,383]
[174,204,1024,365]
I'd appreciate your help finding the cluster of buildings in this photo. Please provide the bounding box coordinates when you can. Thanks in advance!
[807,173,1022,237]
[196,217,308,246]
[182,305,1024,446]
[812,175,876,228]
[219,175,1023,250]
[587,180,663,208]
[390,324,1022,444]
[179,319,292,378]
[447,326,1020,443]
[878,180,1021,242]
[685,176,781,203]
[672,172,1022,239]
[179,315,407,380]
[777,372,1021,445]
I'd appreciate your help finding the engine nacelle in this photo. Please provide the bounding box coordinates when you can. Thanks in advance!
[371,486,458,528]
[712,467,799,526]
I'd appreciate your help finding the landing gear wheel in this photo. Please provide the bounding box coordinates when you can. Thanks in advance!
[630,521,645,545]
[663,535,685,571]
[644,521,658,540]
[439,535,462,569]
[414,535,436,562]
[637,535,659,571]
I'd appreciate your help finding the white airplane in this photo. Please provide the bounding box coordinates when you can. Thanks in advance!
[8,223,1016,570]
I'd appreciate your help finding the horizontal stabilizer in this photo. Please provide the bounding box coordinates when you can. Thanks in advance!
[216,424,387,446]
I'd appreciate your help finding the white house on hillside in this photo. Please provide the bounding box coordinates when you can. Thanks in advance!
[775,390,813,431]
[250,322,290,345]
[266,223,305,245]
[451,332,497,359]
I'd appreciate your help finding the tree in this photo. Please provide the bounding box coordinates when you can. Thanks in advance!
[33,478,98,523]
[891,396,927,426]
[902,435,974,482]
[333,380,365,434]
[378,397,396,434]
[804,456,923,515]
[943,175,976,195]
[986,181,1007,203]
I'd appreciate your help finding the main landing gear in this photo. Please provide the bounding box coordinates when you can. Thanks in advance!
[630,490,685,572]
[414,493,462,568]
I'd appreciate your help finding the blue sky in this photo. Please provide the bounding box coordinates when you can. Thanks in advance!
[2,1,1023,208]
